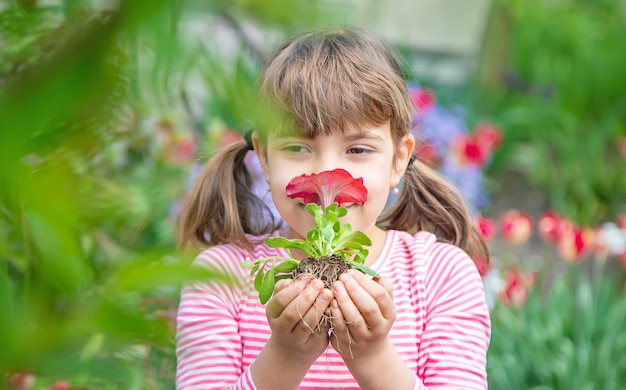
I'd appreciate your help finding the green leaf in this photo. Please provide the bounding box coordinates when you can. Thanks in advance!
[274,259,299,273]
[338,231,372,246]
[259,269,276,304]
[265,237,313,255]
[241,261,257,268]
[346,260,380,278]
[254,266,265,292]
[305,203,324,226]
[320,225,334,244]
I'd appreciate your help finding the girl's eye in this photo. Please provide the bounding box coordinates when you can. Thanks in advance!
[282,144,309,153]
[347,147,372,155]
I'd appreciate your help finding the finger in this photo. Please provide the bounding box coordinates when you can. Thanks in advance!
[346,270,395,320]
[287,279,328,334]
[332,279,366,332]
[266,277,309,319]
[274,278,293,294]
[329,298,348,334]
[299,287,333,336]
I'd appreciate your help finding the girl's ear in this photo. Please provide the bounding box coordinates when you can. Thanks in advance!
[252,131,270,180]
[391,133,415,187]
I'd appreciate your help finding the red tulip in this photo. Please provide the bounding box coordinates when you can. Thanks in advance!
[476,216,496,242]
[500,210,533,246]
[498,268,535,307]
[616,213,626,230]
[473,123,503,151]
[472,255,490,277]
[286,169,368,209]
[50,382,70,390]
[537,211,563,243]
[452,134,490,166]
[7,371,36,390]
[556,226,596,263]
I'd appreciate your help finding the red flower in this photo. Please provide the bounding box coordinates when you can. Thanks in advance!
[414,141,439,167]
[49,382,70,390]
[537,211,564,243]
[285,169,368,209]
[452,134,490,166]
[557,226,596,263]
[409,87,436,112]
[473,123,502,151]
[499,268,535,307]
[7,371,36,390]
[617,213,626,230]
[476,216,496,242]
[472,255,490,277]
[216,127,244,147]
[500,209,533,246]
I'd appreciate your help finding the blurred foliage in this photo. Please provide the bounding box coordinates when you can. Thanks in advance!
[2,0,624,387]
[0,0,346,388]
[488,260,626,389]
[474,0,626,225]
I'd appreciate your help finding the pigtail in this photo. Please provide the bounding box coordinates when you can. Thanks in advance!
[379,160,489,260]
[176,139,278,250]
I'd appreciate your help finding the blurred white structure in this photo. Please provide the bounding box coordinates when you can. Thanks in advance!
[333,0,493,85]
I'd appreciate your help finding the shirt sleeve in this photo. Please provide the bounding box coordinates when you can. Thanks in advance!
[175,252,256,390]
[414,241,491,389]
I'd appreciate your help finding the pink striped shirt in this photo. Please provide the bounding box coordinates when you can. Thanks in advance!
[176,230,490,389]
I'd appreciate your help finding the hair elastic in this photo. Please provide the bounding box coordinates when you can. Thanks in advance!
[244,129,254,151]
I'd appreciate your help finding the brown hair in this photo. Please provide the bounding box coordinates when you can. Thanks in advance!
[177,28,488,261]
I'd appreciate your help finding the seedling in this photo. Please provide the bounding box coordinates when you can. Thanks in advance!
[241,169,379,303]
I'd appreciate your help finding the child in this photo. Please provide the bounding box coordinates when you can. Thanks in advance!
[176,28,490,389]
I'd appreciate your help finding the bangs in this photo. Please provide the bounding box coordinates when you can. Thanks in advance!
[258,29,412,139]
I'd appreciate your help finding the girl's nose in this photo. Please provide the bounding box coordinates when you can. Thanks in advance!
[312,154,343,174]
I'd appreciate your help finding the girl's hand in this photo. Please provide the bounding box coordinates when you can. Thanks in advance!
[264,276,333,366]
[329,269,396,360]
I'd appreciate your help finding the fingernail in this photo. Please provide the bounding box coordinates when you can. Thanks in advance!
[339,272,350,283]
[311,279,323,291]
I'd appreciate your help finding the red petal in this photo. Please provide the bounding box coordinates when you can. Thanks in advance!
[285,169,367,208]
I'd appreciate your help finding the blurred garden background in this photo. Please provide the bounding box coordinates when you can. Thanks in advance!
[1,0,625,389]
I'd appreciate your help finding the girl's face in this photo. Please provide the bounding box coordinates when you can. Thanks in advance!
[254,122,415,242]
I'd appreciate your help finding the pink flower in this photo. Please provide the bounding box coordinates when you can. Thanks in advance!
[414,141,439,167]
[537,211,564,243]
[476,216,496,242]
[164,136,197,165]
[500,209,533,246]
[285,169,368,209]
[452,134,490,166]
[49,381,70,390]
[216,127,243,147]
[617,213,626,230]
[472,255,490,277]
[473,123,502,151]
[7,371,36,390]
[557,226,596,263]
[498,268,535,307]
[409,88,436,112]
